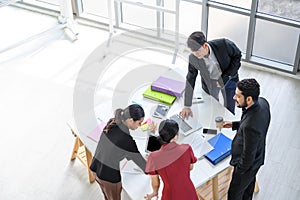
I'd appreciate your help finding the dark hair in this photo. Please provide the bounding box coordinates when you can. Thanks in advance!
[237,78,260,102]
[103,104,145,134]
[158,119,179,143]
[187,31,207,52]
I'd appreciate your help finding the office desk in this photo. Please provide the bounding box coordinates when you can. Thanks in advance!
[127,86,237,200]
[67,78,240,199]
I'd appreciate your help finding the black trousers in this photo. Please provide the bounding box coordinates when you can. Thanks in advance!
[202,79,236,115]
[228,166,260,200]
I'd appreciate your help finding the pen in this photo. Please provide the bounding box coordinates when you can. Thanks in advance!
[97,117,103,122]
[131,100,142,107]
[193,97,202,99]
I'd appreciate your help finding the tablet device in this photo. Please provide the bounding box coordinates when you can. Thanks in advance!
[169,114,203,136]
[152,104,170,119]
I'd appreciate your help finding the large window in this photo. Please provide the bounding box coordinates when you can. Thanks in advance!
[258,0,300,22]
[207,8,249,54]
[164,1,202,37]
[15,0,300,73]
[82,0,109,19]
[252,19,300,66]
[212,0,251,9]
[122,3,157,29]
[21,0,60,10]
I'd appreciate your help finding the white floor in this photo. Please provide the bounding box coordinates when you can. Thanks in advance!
[0,5,113,200]
[0,5,300,200]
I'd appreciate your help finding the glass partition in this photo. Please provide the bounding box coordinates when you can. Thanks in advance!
[82,0,109,18]
[207,8,249,53]
[164,1,202,37]
[22,0,59,8]
[122,3,157,29]
[253,19,300,65]
[258,0,300,22]
[210,0,251,9]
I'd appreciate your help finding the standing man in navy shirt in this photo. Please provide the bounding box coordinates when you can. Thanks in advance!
[181,31,241,118]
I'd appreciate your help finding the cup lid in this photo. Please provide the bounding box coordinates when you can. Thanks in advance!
[215,116,224,122]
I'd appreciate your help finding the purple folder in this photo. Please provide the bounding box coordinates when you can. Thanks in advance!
[151,76,185,97]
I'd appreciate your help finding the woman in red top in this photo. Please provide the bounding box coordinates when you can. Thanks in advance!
[144,119,198,200]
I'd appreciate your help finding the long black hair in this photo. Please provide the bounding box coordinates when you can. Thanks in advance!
[103,104,145,134]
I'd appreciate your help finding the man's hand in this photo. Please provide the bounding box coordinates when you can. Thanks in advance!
[223,121,232,128]
[180,107,193,120]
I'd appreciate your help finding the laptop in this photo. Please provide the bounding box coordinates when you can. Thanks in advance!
[151,76,185,97]
[169,114,203,136]
[143,86,176,105]
[145,135,162,153]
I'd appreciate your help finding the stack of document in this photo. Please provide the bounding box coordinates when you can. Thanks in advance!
[151,76,185,97]
[142,86,176,105]
[142,75,185,105]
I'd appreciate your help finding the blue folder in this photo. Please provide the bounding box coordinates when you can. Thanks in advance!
[204,133,232,165]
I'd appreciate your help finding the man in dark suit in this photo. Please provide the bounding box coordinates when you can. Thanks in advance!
[180,31,241,118]
[223,78,271,200]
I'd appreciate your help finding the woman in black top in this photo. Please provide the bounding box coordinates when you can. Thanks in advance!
[90,104,146,200]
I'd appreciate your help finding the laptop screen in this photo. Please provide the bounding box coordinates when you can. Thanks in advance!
[170,114,192,133]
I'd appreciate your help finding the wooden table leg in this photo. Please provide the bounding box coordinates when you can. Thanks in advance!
[212,175,219,200]
[70,129,95,183]
[85,146,95,183]
[71,137,80,160]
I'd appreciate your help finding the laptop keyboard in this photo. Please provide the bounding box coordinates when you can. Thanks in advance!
[170,114,192,133]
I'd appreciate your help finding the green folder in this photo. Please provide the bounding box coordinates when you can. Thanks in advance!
[142,86,176,105]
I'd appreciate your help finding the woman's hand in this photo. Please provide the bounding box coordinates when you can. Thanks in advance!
[144,192,158,200]
[148,121,157,133]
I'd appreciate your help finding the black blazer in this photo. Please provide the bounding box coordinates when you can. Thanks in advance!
[184,38,241,106]
[230,97,271,174]
[90,123,146,183]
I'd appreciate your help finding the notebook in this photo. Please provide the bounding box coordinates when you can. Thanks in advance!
[169,114,203,136]
[189,133,214,159]
[142,86,176,105]
[145,135,162,153]
[204,133,232,165]
[151,76,185,97]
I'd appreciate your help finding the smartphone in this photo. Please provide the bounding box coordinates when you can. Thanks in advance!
[152,104,169,118]
[203,128,217,135]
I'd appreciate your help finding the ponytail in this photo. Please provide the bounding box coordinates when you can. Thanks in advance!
[103,104,145,134]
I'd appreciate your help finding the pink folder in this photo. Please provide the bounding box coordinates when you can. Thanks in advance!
[151,76,185,97]
[87,122,107,142]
